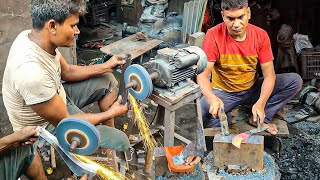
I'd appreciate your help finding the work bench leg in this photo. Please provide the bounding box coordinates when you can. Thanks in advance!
[164,109,175,146]
[196,98,207,151]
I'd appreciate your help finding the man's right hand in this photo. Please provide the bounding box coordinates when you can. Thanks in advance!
[209,96,224,118]
[109,95,128,118]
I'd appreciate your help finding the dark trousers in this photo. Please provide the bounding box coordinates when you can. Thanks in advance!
[201,73,303,128]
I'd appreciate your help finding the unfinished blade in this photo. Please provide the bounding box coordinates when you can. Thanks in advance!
[231,132,250,148]
[232,126,269,148]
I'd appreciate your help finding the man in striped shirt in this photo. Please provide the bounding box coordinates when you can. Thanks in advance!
[197,0,302,135]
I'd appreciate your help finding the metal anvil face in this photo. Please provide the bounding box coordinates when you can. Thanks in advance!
[213,134,264,171]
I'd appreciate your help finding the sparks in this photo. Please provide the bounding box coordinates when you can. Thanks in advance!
[129,94,157,150]
[75,154,124,180]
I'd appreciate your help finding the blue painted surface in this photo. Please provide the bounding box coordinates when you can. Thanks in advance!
[124,64,153,100]
[155,163,204,180]
[56,117,100,155]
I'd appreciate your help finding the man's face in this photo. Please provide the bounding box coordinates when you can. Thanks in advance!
[54,14,80,47]
[221,7,250,39]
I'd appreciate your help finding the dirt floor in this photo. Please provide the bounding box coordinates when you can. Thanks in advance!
[1,21,320,180]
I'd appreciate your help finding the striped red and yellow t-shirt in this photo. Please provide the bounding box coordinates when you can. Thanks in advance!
[202,23,273,92]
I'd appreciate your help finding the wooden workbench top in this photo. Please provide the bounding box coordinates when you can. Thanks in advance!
[100,34,163,60]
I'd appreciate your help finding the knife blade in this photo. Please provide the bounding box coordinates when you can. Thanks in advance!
[231,125,269,148]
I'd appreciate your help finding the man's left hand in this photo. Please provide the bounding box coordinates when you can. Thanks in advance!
[184,156,201,166]
[252,102,266,124]
[104,54,126,72]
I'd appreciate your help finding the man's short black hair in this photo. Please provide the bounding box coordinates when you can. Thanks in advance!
[31,0,87,29]
[221,0,248,11]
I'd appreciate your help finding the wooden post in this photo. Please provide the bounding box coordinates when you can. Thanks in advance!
[50,146,56,169]
[144,148,155,174]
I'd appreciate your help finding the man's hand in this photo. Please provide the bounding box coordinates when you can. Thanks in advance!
[209,96,224,118]
[184,156,201,166]
[12,126,39,147]
[79,174,88,180]
[108,95,128,118]
[104,54,126,72]
[252,101,266,124]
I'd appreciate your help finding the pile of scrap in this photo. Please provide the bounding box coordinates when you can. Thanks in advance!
[295,85,320,122]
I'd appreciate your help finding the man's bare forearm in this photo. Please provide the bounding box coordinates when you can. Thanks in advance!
[62,63,111,82]
[258,76,275,106]
[68,111,114,126]
[0,133,17,152]
[197,73,217,104]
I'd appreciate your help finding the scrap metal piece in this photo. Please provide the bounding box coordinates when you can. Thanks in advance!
[36,127,96,179]
[181,115,205,159]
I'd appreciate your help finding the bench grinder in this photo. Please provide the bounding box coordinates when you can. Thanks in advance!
[36,118,101,178]
[124,46,207,100]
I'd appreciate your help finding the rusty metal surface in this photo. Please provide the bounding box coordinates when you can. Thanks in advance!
[213,134,264,171]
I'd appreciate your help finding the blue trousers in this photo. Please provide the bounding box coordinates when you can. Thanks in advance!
[201,73,303,128]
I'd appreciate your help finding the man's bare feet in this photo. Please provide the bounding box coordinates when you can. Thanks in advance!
[249,117,278,135]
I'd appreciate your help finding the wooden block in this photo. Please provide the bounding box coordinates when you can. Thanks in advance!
[188,32,205,47]
[236,118,289,137]
[204,122,239,137]
[50,146,56,169]
[235,107,289,137]
[213,134,264,171]
[144,148,155,174]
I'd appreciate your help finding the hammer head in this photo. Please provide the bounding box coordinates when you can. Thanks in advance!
[219,108,229,136]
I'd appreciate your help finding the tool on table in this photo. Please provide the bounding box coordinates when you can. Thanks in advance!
[231,124,269,149]
[37,117,101,179]
[219,107,229,136]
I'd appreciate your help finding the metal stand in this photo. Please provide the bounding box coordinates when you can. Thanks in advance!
[149,82,204,146]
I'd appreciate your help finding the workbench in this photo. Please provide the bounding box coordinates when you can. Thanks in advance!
[100,34,163,61]
[150,81,205,147]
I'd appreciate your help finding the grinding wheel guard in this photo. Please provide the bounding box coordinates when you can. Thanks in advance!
[56,117,100,155]
[36,126,96,178]
[124,64,153,100]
